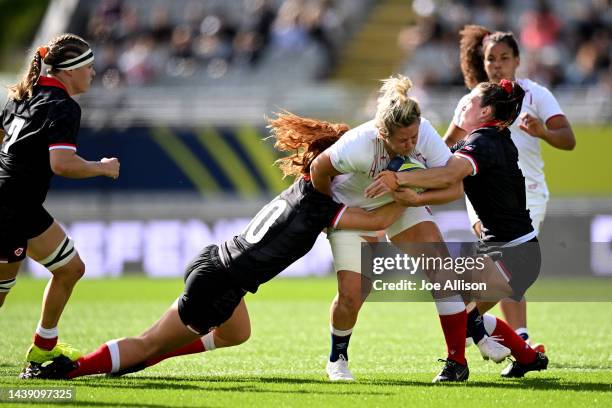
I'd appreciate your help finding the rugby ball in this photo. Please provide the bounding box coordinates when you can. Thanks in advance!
[386,156,426,193]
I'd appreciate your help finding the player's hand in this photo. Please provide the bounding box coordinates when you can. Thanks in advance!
[518,113,546,138]
[101,157,120,179]
[364,171,398,198]
[392,188,421,207]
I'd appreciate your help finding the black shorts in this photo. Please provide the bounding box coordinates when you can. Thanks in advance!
[490,238,541,301]
[177,245,246,334]
[0,203,54,263]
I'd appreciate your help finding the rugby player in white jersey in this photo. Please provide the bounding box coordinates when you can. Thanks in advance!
[444,26,576,351]
[311,74,509,382]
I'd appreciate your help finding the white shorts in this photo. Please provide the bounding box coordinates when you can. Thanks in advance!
[328,206,435,274]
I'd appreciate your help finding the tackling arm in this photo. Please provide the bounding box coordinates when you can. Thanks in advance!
[310,151,342,196]
[336,202,405,231]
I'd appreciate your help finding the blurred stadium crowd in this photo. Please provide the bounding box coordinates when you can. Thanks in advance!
[83,0,368,87]
[400,0,611,90]
[79,0,611,91]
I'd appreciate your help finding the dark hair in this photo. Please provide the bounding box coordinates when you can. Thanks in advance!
[476,80,525,128]
[459,25,520,89]
[8,33,90,101]
[267,111,349,178]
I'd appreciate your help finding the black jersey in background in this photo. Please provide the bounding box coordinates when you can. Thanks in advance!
[452,126,534,242]
[0,77,80,206]
[220,178,344,293]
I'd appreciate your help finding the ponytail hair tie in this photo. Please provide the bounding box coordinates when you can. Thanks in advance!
[500,79,513,94]
[37,46,48,59]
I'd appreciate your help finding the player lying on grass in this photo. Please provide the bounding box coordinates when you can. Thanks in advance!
[365,79,549,380]
[21,115,421,380]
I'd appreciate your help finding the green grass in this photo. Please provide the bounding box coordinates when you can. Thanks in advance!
[1,277,611,407]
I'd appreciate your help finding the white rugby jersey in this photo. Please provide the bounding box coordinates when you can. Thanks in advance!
[328,118,451,210]
[453,78,564,202]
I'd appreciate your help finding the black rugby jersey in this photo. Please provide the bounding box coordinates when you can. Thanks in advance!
[0,76,80,205]
[220,177,344,293]
[452,126,534,242]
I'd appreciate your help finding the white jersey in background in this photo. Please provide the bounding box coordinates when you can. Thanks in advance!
[453,78,565,232]
[328,118,451,211]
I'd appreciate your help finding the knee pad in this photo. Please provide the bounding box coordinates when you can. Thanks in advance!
[39,236,77,272]
[0,277,16,293]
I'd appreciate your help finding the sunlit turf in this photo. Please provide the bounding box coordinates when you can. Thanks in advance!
[1,277,611,407]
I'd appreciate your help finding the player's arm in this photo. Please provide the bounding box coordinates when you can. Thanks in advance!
[50,149,120,179]
[443,122,467,147]
[365,156,472,198]
[335,202,405,231]
[392,181,464,207]
[519,113,575,150]
[310,151,342,196]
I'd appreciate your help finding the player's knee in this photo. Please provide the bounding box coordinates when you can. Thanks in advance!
[71,258,86,280]
[336,288,361,313]
[43,237,84,281]
[233,324,251,345]
[55,258,85,283]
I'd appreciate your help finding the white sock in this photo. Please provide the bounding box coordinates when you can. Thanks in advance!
[434,295,466,315]
[36,324,58,339]
[106,340,121,373]
[515,327,528,336]
[201,332,216,351]
[330,325,353,337]
[483,313,497,335]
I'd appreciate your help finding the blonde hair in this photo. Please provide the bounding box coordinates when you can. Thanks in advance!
[267,111,350,178]
[8,33,90,101]
[374,74,421,138]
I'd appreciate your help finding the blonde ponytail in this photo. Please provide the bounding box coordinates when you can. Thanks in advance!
[374,74,421,137]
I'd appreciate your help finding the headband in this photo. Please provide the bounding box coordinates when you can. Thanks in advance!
[52,49,94,70]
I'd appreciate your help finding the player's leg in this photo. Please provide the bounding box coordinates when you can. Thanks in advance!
[63,302,201,379]
[0,262,22,308]
[140,298,251,370]
[478,241,546,377]
[326,230,376,381]
[388,217,470,382]
[25,219,84,363]
[499,297,528,336]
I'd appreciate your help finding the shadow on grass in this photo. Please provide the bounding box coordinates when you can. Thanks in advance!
[67,374,612,393]
[11,402,177,408]
[360,376,612,392]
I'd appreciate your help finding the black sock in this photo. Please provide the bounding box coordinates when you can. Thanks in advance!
[466,308,488,344]
[329,332,351,362]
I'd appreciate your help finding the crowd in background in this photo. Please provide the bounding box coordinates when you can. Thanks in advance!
[86,0,354,88]
[399,0,611,90]
[82,0,610,91]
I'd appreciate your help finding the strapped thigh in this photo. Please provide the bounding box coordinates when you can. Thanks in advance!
[0,277,17,293]
[38,236,77,271]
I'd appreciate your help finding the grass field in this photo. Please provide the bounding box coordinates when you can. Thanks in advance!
[1,277,611,407]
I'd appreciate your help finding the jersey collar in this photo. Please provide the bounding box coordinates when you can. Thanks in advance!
[37,76,68,93]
